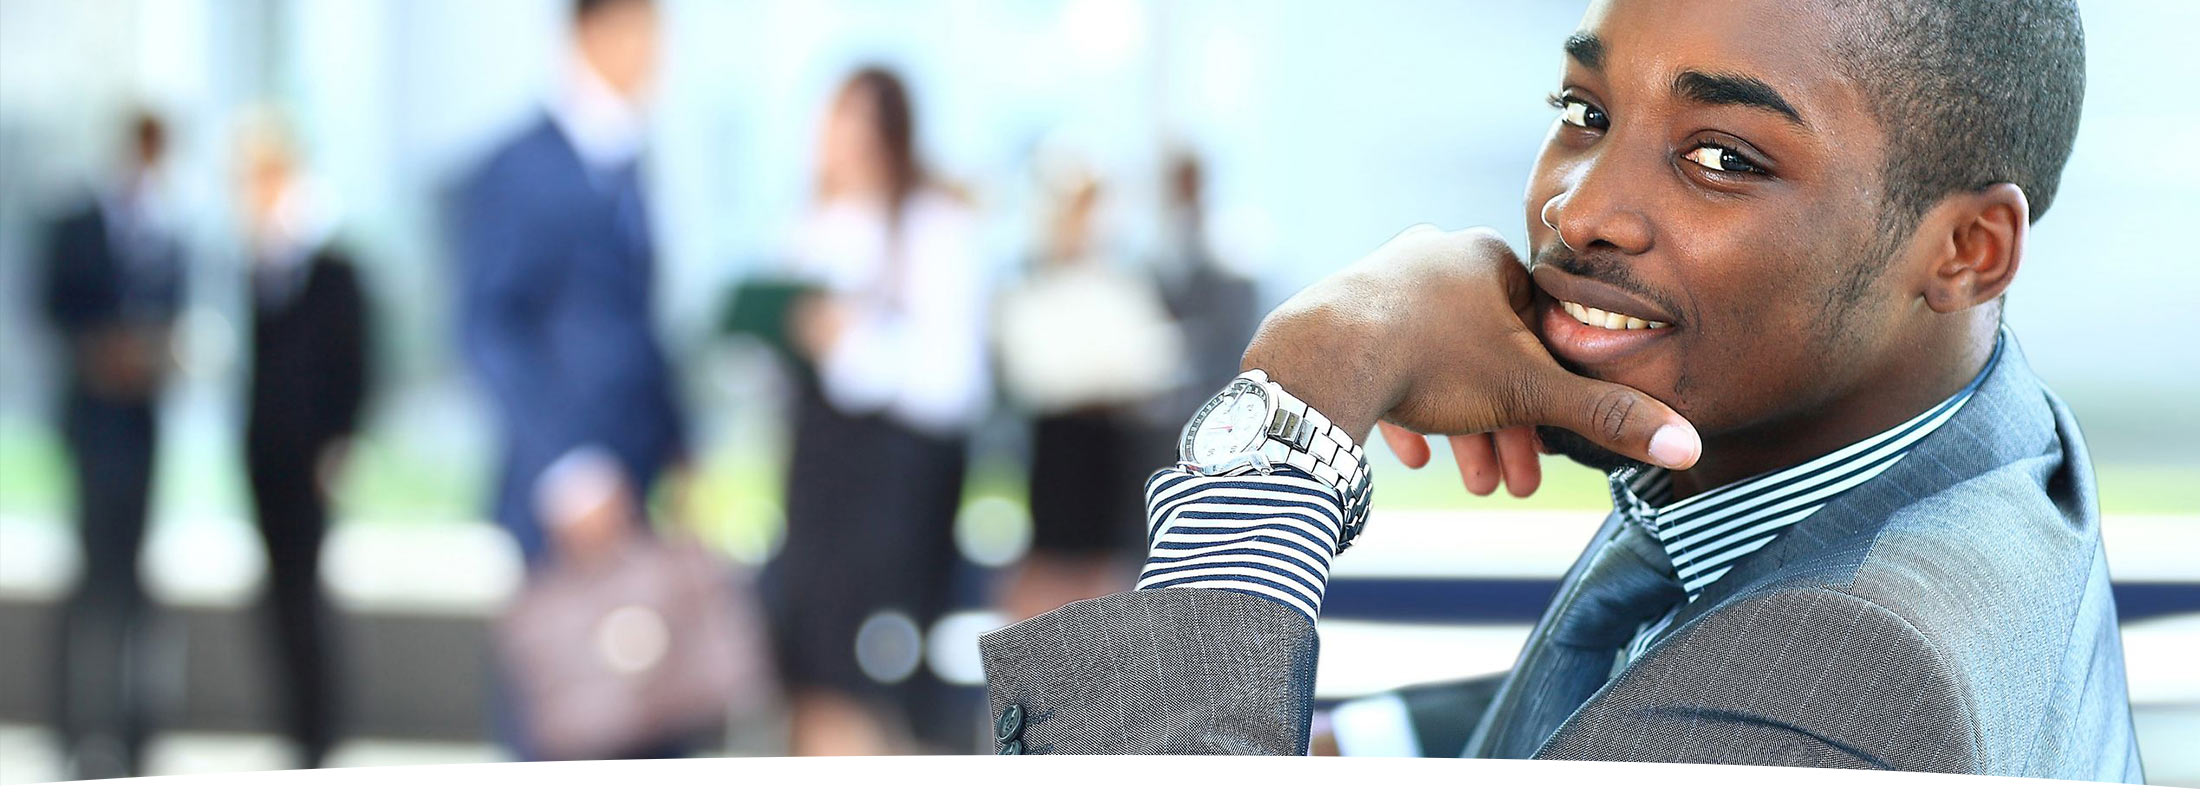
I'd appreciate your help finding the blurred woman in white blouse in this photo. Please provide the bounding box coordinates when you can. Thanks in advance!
[772,65,990,755]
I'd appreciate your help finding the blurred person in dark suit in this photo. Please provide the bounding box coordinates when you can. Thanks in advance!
[995,156,1183,621]
[235,113,371,769]
[772,66,990,755]
[453,0,686,759]
[454,0,686,571]
[39,111,186,780]
[1150,153,1260,424]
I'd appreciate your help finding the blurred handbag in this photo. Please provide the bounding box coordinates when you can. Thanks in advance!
[495,533,775,760]
[996,261,1186,414]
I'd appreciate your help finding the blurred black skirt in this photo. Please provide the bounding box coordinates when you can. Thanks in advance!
[767,377,967,697]
[1027,410,1151,558]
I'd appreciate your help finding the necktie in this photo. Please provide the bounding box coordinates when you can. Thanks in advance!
[1471,517,1684,758]
[606,162,651,267]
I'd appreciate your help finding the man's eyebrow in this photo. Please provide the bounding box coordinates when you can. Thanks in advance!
[1674,70,1807,127]
[1564,32,1603,70]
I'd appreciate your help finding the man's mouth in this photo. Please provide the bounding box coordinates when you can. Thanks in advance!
[1555,299,1670,331]
[1530,265,1680,369]
[1538,297,1675,369]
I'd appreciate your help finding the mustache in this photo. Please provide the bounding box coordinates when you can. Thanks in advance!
[1530,244,1681,321]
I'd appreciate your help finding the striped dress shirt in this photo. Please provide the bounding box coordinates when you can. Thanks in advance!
[1136,467,1347,622]
[1139,329,2007,631]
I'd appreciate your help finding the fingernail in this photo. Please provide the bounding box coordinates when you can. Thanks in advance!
[1648,424,1700,469]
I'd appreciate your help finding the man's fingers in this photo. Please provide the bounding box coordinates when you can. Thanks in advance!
[1449,433,1500,496]
[1533,372,1702,470]
[1378,421,1431,469]
[1494,426,1542,497]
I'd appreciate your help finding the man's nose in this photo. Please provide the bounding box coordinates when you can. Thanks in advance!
[1542,158,1655,255]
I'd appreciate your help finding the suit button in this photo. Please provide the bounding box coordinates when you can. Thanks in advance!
[995,704,1024,742]
[997,739,1023,756]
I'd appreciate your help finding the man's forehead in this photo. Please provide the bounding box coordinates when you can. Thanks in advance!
[1571,0,1859,115]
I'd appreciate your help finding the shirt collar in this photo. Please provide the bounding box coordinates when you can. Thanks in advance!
[99,172,169,238]
[1609,328,2007,601]
[550,58,646,175]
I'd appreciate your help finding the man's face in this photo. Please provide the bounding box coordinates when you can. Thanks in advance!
[578,0,660,101]
[1525,0,1910,470]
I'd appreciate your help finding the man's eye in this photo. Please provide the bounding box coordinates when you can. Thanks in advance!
[1561,100,1604,129]
[1683,143,1764,174]
[1548,93,1606,130]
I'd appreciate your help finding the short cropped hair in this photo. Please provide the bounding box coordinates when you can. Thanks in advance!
[1833,0,2086,231]
[130,110,167,166]
[573,0,650,23]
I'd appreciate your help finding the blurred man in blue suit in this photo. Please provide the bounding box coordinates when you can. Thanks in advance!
[454,0,684,568]
[41,111,185,781]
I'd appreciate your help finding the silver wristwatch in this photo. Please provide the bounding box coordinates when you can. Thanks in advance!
[1178,369,1373,548]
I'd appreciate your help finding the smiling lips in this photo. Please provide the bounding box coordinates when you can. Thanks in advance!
[1558,300,1669,330]
[1534,286,1678,369]
[1528,261,1680,367]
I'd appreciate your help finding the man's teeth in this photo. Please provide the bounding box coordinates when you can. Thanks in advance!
[1560,300,1669,330]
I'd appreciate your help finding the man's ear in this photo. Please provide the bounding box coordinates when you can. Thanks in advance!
[1913,183,2028,313]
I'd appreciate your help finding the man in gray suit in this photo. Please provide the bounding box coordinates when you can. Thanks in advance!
[979,0,2143,779]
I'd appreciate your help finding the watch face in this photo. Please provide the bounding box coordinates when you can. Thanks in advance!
[1187,384,1270,464]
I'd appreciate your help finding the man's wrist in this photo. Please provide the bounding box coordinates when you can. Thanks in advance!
[1239,324,1393,446]
[1264,373,1380,445]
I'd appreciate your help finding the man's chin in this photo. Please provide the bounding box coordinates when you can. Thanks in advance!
[1535,426,1646,473]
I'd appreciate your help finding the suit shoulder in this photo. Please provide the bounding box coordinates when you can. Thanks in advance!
[306,249,367,293]
[1665,461,2122,772]
[462,118,570,195]
[312,247,360,277]
[1668,585,1946,660]
[1720,449,2097,640]
[1842,460,2102,641]
[46,201,103,239]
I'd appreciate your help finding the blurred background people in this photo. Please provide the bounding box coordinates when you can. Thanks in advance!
[994,151,1183,621]
[37,111,187,781]
[234,111,372,770]
[1148,152,1260,425]
[768,66,990,755]
[451,0,688,759]
[0,0,2191,784]
[452,0,686,571]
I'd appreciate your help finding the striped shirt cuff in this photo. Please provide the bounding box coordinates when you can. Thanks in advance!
[1134,464,1347,623]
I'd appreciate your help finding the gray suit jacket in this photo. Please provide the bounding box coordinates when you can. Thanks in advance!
[980,338,2144,780]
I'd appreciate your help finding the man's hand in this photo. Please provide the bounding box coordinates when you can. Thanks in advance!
[1380,420,1553,498]
[1241,226,1700,484]
[80,325,170,401]
[316,437,352,498]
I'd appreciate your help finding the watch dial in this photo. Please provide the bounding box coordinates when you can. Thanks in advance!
[1192,392,1267,463]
